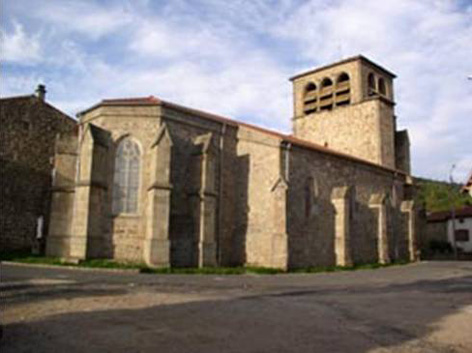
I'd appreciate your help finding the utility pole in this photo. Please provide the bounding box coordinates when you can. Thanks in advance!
[449,164,458,260]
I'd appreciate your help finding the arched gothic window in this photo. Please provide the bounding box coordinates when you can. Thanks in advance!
[113,138,141,214]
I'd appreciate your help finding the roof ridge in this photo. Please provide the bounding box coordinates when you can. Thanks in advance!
[79,96,406,176]
[0,94,36,101]
[289,54,396,81]
[102,96,160,103]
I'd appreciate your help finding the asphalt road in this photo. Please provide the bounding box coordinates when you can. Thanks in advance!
[1,261,471,353]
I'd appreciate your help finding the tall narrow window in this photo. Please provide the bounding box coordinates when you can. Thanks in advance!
[336,72,350,106]
[378,78,386,95]
[113,138,141,214]
[303,82,318,115]
[368,73,376,95]
[320,77,334,110]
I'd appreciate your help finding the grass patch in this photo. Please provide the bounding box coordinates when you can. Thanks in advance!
[79,259,144,270]
[293,260,410,274]
[139,266,285,275]
[1,251,409,274]
[0,251,144,270]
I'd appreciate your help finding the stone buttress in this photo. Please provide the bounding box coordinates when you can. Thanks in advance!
[144,123,173,267]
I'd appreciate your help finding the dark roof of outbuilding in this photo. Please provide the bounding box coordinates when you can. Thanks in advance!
[427,206,472,222]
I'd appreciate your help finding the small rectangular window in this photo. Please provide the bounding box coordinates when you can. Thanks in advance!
[455,229,469,242]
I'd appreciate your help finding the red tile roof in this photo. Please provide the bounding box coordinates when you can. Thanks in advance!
[78,96,407,176]
[427,206,472,222]
[101,96,161,105]
[289,55,397,81]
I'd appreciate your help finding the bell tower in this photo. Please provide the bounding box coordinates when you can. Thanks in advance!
[291,55,400,170]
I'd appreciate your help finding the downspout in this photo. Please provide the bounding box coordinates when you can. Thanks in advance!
[284,142,291,182]
[217,122,227,266]
[284,141,291,269]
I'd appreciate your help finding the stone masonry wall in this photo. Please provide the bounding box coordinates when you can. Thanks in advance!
[287,145,410,268]
[235,126,283,268]
[294,99,386,166]
[292,60,362,118]
[80,106,162,263]
[46,132,78,258]
[74,103,289,268]
[378,100,396,169]
[395,130,411,174]
[79,105,232,266]
[161,107,225,267]
[1,96,76,251]
[51,96,413,269]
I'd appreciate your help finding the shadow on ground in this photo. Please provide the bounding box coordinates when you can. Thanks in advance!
[2,273,471,353]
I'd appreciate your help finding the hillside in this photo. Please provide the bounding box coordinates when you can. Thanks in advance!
[415,177,471,213]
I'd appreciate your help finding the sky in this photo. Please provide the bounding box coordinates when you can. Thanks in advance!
[1,0,471,182]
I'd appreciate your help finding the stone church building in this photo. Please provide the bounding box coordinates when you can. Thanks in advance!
[46,56,419,269]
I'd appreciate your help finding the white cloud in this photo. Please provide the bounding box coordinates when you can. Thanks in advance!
[125,3,293,128]
[1,0,471,181]
[1,21,41,63]
[1,72,45,97]
[274,0,472,181]
[24,0,133,39]
[128,20,231,61]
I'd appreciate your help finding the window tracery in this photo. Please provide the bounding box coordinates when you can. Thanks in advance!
[113,138,141,214]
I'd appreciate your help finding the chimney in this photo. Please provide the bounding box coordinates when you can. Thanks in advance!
[35,84,46,101]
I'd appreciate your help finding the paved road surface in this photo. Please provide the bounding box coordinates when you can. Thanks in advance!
[1,261,471,352]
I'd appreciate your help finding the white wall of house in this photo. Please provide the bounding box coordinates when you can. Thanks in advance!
[447,217,472,253]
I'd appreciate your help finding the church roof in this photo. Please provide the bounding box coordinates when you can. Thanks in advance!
[289,55,397,81]
[79,96,406,176]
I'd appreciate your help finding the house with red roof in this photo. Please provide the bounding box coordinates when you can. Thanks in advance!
[426,206,472,254]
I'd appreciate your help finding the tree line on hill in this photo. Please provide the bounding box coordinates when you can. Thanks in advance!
[415,177,471,213]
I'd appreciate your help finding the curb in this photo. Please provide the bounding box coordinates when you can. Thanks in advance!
[1,261,141,274]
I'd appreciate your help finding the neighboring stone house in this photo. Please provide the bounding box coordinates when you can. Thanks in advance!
[1,86,77,252]
[46,56,420,269]
[425,206,472,254]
